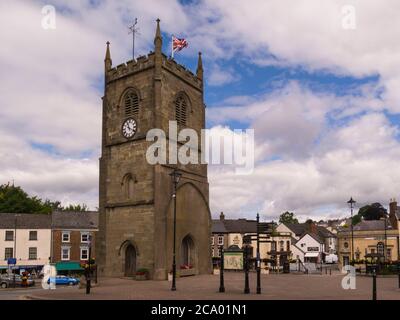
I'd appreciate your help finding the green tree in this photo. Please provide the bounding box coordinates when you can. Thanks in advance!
[60,203,89,212]
[351,214,362,226]
[358,202,387,221]
[0,183,52,213]
[0,183,89,213]
[279,211,299,224]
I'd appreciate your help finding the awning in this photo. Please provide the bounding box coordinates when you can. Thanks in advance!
[0,265,43,270]
[56,262,83,271]
[305,252,319,257]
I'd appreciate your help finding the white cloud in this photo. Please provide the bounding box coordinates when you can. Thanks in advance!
[207,64,239,86]
[0,0,184,208]
[1,0,400,221]
[208,88,400,221]
[185,0,400,112]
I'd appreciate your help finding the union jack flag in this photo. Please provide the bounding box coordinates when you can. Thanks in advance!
[172,36,188,54]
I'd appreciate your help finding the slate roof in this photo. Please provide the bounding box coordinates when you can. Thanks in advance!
[303,232,324,244]
[211,220,227,233]
[285,223,336,239]
[316,226,336,238]
[0,213,51,229]
[212,218,266,234]
[52,211,99,230]
[353,220,393,231]
[285,223,307,237]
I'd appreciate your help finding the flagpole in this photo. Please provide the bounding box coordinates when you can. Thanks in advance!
[171,35,174,59]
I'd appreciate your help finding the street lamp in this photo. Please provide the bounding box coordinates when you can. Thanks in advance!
[347,197,356,264]
[86,234,92,294]
[13,214,21,288]
[218,238,225,293]
[243,235,251,294]
[382,212,387,263]
[170,168,182,291]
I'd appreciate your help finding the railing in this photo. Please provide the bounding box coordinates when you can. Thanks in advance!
[304,262,319,274]
[290,260,308,273]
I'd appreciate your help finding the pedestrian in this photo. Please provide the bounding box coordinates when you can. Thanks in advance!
[21,271,28,287]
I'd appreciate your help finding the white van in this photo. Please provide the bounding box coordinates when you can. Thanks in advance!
[325,254,338,264]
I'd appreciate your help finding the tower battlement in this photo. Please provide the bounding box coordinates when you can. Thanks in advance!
[107,52,201,90]
[163,57,202,89]
[107,52,155,82]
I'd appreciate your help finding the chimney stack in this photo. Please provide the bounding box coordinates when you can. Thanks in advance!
[306,220,317,235]
[389,198,397,216]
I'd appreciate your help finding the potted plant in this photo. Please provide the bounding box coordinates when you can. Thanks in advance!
[135,268,149,280]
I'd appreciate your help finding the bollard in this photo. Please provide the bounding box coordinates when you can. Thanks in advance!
[329,269,331,276]
[256,257,261,294]
[398,272,400,289]
[219,246,225,293]
[372,268,377,301]
[398,263,400,289]
[244,246,250,294]
[256,214,261,294]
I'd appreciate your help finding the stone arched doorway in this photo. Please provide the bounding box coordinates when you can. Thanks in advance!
[180,235,195,268]
[125,244,137,276]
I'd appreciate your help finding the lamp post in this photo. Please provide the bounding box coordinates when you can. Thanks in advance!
[86,234,92,294]
[219,242,225,293]
[256,213,261,294]
[243,235,250,294]
[383,213,387,263]
[372,265,377,300]
[170,169,182,291]
[347,197,356,264]
[13,214,21,288]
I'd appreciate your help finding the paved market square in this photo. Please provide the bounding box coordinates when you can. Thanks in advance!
[21,272,400,300]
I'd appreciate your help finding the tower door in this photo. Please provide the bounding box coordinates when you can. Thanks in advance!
[125,245,137,276]
[180,235,195,267]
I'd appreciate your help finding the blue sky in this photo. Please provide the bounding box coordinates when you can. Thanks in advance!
[1,0,400,221]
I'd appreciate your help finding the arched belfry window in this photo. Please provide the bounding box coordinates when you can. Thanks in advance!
[124,90,139,118]
[175,95,188,127]
[122,173,136,200]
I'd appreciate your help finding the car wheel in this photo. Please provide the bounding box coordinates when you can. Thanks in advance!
[1,283,7,289]
[69,282,74,286]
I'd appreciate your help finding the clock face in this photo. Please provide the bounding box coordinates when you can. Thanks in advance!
[122,118,137,139]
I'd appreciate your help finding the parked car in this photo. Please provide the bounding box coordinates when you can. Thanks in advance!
[0,274,35,288]
[325,254,338,264]
[47,275,80,286]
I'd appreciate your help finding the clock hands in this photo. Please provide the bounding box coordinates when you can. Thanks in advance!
[122,119,136,138]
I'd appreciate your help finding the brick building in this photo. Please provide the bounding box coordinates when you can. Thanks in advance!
[51,211,98,273]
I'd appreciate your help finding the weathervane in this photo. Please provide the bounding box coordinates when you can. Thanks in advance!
[128,18,140,60]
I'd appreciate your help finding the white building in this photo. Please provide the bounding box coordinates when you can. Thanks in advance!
[277,221,337,263]
[211,212,292,269]
[0,213,52,273]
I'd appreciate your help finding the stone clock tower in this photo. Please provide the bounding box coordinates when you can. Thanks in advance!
[96,20,212,280]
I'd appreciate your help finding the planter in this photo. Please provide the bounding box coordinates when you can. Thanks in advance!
[261,268,269,275]
[168,273,173,281]
[180,268,196,277]
[135,274,148,281]
[213,269,220,275]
